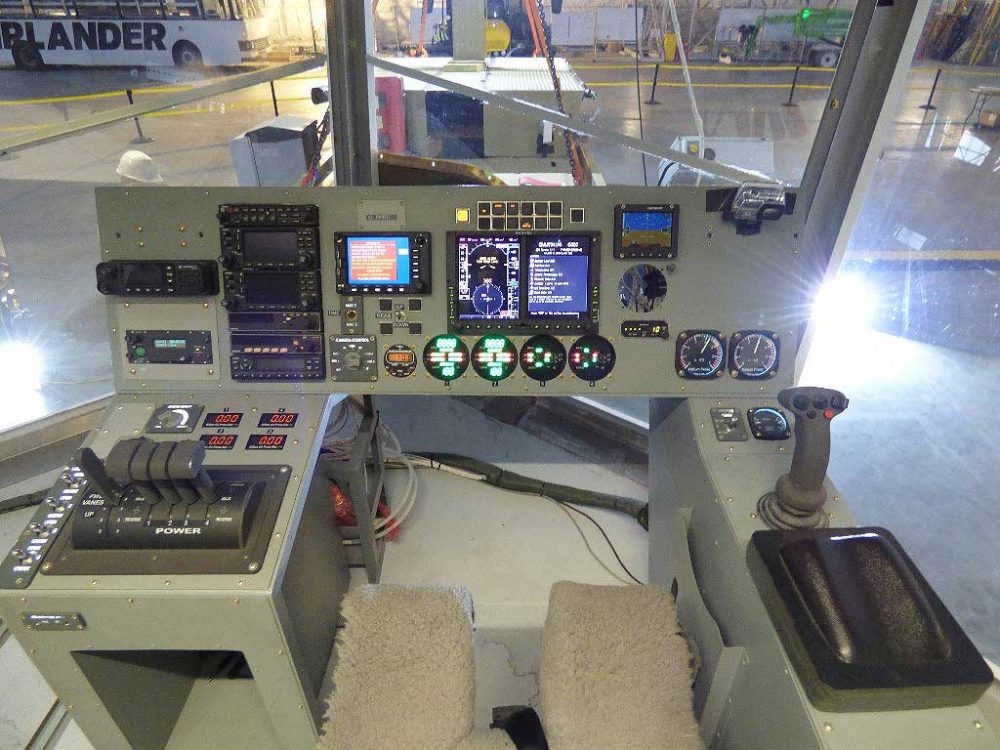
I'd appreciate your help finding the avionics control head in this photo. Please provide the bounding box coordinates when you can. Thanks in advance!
[758,386,848,529]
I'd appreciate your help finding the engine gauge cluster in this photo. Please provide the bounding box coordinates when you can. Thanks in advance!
[520,334,567,382]
[423,335,469,382]
[568,335,616,382]
[472,335,518,382]
[676,330,780,381]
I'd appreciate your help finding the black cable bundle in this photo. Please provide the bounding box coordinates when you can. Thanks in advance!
[413,452,649,531]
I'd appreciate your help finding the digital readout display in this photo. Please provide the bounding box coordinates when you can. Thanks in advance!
[243,231,299,264]
[152,338,187,349]
[456,235,521,321]
[203,412,243,428]
[526,236,591,319]
[346,236,411,285]
[200,434,237,450]
[246,434,287,450]
[258,412,298,428]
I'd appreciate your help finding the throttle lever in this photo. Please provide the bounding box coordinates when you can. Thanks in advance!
[76,447,122,501]
[758,386,849,529]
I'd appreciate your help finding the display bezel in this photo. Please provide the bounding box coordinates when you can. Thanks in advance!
[446,231,601,334]
[334,232,431,295]
[613,203,679,259]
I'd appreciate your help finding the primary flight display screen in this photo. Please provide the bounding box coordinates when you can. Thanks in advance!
[614,203,678,259]
[449,232,599,333]
[335,232,430,295]
[455,235,521,322]
[526,236,591,319]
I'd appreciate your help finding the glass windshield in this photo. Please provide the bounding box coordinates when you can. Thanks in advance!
[370,1,859,187]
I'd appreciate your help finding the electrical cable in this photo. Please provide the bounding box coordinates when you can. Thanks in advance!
[393,455,646,585]
[634,0,649,186]
[0,488,47,516]
[552,499,645,585]
[410,452,649,530]
[546,497,635,585]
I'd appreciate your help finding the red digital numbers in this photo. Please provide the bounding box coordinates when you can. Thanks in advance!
[258,412,298,428]
[200,434,237,450]
[203,412,243,428]
[246,434,287,450]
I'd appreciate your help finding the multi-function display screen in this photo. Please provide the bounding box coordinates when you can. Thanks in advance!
[526,236,591,319]
[243,231,299,264]
[614,204,678,259]
[346,235,411,286]
[244,273,300,307]
[450,233,598,333]
[455,235,521,322]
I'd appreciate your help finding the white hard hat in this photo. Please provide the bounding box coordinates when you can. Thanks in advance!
[116,150,164,184]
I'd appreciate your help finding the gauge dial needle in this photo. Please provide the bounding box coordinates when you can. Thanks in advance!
[754,336,761,354]
[700,339,710,354]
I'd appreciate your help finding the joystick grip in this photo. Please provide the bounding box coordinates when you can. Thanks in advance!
[776,386,848,513]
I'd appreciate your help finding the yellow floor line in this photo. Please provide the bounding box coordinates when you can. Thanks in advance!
[586,81,832,90]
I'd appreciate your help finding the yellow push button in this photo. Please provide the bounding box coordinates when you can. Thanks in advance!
[455,208,471,223]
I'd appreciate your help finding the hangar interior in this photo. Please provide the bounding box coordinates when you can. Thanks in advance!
[1,0,999,748]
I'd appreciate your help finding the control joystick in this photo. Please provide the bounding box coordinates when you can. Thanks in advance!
[757,386,848,529]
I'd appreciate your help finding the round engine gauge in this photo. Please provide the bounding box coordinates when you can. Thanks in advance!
[423,335,469,382]
[618,264,667,312]
[729,331,779,379]
[568,335,616,382]
[472,335,518,382]
[520,335,567,382]
[748,407,791,440]
[384,344,418,378]
[675,330,725,379]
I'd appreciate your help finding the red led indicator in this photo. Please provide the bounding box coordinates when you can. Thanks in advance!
[823,409,835,420]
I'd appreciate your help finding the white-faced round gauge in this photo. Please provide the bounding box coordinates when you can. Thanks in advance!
[676,330,725,379]
[729,331,779,379]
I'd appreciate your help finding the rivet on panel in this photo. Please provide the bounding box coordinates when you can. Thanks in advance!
[233,599,241,605]
[975,721,983,730]
[822,723,833,733]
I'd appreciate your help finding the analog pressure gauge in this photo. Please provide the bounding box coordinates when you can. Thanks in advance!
[676,330,725,379]
[729,331,779,379]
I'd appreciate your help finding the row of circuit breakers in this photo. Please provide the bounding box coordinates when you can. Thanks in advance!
[96,202,781,385]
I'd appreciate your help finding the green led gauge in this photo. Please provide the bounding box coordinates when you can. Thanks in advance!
[472,335,518,382]
[519,334,567,383]
[423,335,470,382]
[568,335,616,382]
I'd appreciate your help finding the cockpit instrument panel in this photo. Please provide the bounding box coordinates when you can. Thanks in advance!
[96,185,804,397]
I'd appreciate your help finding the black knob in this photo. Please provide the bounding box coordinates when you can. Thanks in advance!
[220,254,237,269]
[298,254,313,269]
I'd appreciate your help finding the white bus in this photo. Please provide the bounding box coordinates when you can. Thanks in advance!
[0,0,270,68]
